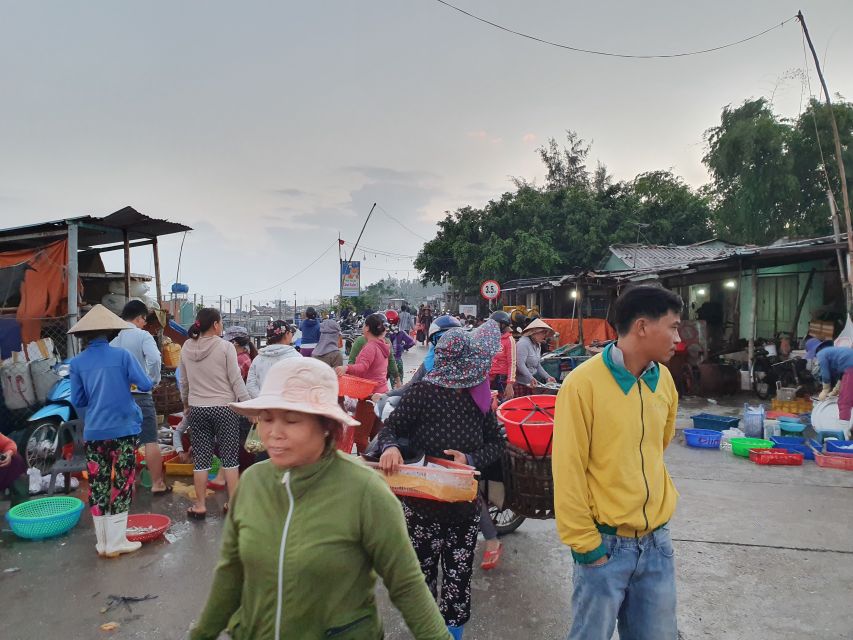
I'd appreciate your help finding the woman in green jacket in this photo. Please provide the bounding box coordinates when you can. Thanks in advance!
[190,357,450,640]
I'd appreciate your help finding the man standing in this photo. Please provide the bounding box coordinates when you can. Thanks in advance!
[111,300,166,494]
[552,285,683,640]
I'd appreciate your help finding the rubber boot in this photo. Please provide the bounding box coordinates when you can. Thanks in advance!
[104,512,142,558]
[447,625,464,640]
[92,515,107,557]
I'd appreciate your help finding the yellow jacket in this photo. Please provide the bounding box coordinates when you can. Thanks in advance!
[552,344,678,563]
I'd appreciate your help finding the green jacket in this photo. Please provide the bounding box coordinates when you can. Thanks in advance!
[348,336,400,383]
[191,451,450,640]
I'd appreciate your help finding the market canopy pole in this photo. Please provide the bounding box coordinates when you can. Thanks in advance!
[67,223,79,357]
[348,203,377,262]
[798,11,853,303]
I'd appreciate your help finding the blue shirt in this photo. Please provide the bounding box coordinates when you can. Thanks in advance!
[816,346,853,384]
[299,318,321,345]
[70,338,153,441]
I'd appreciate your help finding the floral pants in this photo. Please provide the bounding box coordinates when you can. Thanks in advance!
[85,436,138,516]
[403,501,480,627]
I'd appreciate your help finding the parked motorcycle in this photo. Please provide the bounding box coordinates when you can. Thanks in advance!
[24,363,77,473]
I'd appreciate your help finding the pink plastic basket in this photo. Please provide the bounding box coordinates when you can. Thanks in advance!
[338,375,376,399]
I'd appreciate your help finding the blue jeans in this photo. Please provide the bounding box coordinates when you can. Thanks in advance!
[568,527,677,640]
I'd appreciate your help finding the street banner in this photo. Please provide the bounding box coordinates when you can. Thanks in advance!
[341,261,361,297]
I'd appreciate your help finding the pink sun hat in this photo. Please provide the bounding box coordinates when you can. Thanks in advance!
[230,357,360,427]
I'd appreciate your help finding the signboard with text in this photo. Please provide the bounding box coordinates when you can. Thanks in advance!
[459,304,478,318]
[341,261,361,297]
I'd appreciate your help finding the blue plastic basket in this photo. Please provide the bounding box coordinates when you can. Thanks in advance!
[690,414,740,431]
[5,496,84,540]
[770,436,822,461]
[825,440,853,454]
[683,429,722,449]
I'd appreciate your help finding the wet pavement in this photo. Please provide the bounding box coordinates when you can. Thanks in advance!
[2,350,852,639]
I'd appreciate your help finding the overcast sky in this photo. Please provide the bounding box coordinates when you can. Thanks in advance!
[1,1,851,306]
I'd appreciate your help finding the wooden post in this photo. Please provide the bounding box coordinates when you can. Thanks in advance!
[67,224,79,357]
[152,237,163,307]
[577,284,585,347]
[219,294,223,314]
[790,268,817,340]
[799,12,853,293]
[748,266,759,375]
[123,230,131,299]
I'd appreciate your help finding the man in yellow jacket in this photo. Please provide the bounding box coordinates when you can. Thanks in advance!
[553,285,683,640]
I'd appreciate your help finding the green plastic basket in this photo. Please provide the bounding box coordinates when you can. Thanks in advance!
[730,437,773,458]
[5,496,85,540]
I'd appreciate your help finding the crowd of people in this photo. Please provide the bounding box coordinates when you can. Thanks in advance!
[1,288,692,639]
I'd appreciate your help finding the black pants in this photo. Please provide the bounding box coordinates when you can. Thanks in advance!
[403,501,480,627]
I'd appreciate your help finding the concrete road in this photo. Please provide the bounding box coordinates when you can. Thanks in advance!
[2,347,852,639]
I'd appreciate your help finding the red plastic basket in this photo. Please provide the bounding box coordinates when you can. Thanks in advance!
[338,375,377,400]
[814,450,853,471]
[749,448,803,466]
[496,395,556,457]
[336,425,356,453]
[126,513,172,542]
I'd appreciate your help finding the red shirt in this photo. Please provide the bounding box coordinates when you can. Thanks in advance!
[0,432,17,455]
[489,332,517,383]
[237,351,252,382]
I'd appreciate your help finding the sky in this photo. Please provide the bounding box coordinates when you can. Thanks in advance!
[1,1,852,306]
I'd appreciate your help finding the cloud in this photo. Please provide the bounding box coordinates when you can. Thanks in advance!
[522,133,537,143]
[271,188,306,197]
[490,137,503,145]
[466,130,488,140]
[342,166,438,183]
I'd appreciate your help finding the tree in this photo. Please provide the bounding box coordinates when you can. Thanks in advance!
[537,130,591,191]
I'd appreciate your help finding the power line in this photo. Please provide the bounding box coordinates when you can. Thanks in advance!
[227,238,339,299]
[430,0,797,59]
[375,203,431,241]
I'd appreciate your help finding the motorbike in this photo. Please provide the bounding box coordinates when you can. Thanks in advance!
[24,363,77,473]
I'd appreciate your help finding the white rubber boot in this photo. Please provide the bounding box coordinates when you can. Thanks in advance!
[104,512,142,558]
[92,515,107,557]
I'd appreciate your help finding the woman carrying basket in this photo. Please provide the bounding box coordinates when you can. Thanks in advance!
[378,319,504,639]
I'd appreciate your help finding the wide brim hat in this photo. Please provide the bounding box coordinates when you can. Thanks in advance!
[230,357,360,427]
[68,304,130,334]
[522,318,556,336]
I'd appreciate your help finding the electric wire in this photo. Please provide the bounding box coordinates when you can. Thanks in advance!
[431,0,797,60]
[375,203,431,241]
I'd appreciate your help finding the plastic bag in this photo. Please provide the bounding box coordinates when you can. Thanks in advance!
[244,423,266,453]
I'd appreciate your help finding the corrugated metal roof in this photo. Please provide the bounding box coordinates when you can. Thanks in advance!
[605,241,738,271]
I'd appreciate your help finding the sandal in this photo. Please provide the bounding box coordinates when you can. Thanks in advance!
[207,480,226,491]
[151,485,173,496]
[187,507,207,520]
[480,543,503,571]
[222,502,229,514]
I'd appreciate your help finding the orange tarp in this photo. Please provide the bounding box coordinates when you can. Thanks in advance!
[0,240,69,343]
[541,318,616,347]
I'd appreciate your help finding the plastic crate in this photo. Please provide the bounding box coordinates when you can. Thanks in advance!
[363,457,478,503]
[825,440,853,454]
[691,413,740,431]
[814,451,853,471]
[164,461,195,476]
[683,429,722,449]
[770,436,821,461]
[730,437,772,458]
[749,448,803,466]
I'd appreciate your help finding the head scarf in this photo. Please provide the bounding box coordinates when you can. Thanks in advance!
[425,319,501,388]
[223,326,249,342]
[313,319,341,357]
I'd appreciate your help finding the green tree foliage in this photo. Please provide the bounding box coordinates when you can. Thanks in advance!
[703,97,853,243]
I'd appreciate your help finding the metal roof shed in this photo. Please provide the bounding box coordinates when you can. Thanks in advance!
[0,206,192,354]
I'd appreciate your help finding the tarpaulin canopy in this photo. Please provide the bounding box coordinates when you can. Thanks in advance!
[541,318,616,347]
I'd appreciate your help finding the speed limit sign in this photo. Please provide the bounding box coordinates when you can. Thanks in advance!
[480,280,501,300]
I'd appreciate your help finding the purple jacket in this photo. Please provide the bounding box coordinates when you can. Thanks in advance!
[389,330,416,359]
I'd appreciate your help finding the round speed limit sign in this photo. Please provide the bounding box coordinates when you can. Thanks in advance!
[480,280,501,300]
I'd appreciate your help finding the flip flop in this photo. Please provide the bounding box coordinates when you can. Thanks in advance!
[151,485,173,496]
[480,543,503,571]
[222,502,229,514]
[207,480,226,491]
[187,507,207,520]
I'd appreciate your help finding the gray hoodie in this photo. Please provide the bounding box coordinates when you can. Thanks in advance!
[246,343,302,398]
[178,336,250,407]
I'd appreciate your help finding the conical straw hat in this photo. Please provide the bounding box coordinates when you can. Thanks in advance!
[68,304,130,334]
[522,318,555,336]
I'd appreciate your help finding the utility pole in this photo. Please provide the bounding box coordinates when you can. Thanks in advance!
[799,11,853,304]
[219,294,223,314]
[349,203,377,262]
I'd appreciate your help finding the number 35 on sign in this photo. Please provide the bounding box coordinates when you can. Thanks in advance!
[480,280,501,300]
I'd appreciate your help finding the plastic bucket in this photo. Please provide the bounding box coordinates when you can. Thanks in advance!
[497,395,556,457]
